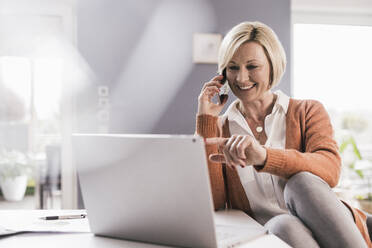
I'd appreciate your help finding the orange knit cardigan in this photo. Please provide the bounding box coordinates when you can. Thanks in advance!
[196,98,371,246]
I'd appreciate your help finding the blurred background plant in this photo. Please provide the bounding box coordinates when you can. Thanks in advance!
[0,149,34,180]
[339,131,372,202]
[0,149,35,201]
[339,135,364,178]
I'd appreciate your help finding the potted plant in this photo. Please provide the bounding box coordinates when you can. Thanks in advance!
[353,159,372,213]
[0,149,33,201]
[339,135,372,213]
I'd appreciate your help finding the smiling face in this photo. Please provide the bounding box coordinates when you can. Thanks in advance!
[226,41,272,103]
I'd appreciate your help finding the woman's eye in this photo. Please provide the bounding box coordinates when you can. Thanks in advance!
[247,65,258,70]
[228,66,239,71]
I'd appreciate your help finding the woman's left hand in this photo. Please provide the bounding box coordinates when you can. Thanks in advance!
[205,135,267,169]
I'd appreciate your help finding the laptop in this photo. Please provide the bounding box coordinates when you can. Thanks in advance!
[73,134,266,248]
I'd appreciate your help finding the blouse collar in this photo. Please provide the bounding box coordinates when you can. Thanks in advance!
[222,90,290,130]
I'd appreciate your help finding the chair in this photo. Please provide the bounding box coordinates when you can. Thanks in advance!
[39,145,61,209]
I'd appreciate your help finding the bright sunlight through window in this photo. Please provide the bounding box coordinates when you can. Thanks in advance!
[293,24,372,111]
[293,24,372,149]
[0,56,62,120]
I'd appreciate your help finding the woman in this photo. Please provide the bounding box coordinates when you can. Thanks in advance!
[196,21,371,248]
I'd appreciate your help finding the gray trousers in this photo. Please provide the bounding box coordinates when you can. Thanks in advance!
[264,172,369,248]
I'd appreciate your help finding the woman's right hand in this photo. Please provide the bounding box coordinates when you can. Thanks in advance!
[197,75,228,116]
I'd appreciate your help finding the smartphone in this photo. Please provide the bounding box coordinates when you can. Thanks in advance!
[219,68,229,103]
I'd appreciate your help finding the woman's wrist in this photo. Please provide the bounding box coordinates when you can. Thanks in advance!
[197,106,219,117]
[197,112,218,117]
[255,146,267,166]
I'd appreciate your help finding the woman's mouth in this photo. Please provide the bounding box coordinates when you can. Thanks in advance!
[236,83,256,91]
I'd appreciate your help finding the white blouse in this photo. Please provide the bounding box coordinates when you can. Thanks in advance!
[221,90,290,225]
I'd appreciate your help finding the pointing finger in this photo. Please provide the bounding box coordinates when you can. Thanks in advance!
[205,137,229,148]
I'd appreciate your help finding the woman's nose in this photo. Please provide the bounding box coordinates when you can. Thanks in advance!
[236,68,250,83]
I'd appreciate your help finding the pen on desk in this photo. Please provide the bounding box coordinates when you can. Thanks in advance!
[40,214,87,220]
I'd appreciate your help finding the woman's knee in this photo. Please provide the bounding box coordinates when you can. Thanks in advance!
[284,172,328,204]
[265,214,301,236]
[287,172,327,190]
[265,214,319,248]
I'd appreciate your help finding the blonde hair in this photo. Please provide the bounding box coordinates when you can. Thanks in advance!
[218,21,286,88]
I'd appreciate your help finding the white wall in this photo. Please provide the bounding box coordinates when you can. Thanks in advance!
[76,0,291,135]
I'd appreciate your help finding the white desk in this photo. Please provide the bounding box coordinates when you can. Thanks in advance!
[0,210,290,248]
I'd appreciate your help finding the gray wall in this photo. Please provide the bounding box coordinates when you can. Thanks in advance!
[76,0,291,134]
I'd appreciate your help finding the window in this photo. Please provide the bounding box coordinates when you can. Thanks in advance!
[0,56,63,208]
[293,24,372,146]
[0,56,63,149]
[293,23,372,194]
[0,0,77,209]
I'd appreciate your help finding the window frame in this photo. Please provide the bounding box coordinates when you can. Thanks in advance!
[292,1,372,26]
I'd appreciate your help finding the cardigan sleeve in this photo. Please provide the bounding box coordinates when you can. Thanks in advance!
[257,101,341,187]
[196,114,226,209]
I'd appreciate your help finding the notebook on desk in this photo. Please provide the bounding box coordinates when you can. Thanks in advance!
[73,134,266,248]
